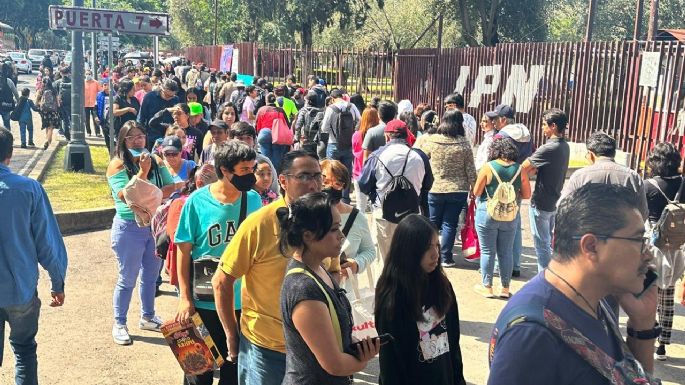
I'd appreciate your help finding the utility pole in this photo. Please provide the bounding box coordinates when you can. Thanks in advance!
[585,0,598,42]
[213,0,218,45]
[634,0,645,40]
[64,0,95,172]
[91,0,97,78]
[647,0,659,40]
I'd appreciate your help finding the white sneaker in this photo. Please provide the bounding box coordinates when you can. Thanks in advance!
[139,315,164,332]
[112,324,132,345]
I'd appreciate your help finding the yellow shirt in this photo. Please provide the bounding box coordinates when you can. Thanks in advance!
[219,197,289,353]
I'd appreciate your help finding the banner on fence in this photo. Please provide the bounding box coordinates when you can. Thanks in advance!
[220,45,234,73]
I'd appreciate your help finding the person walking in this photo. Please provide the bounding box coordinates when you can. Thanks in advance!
[375,214,466,385]
[420,110,477,267]
[0,128,68,385]
[277,192,380,385]
[472,137,531,298]
[106,121,176,345]
[14,88,39,148]
[0,62,19,130]
[255,93,290,171]
[35,78,60,150]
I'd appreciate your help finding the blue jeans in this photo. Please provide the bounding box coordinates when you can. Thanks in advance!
[111,217,162,325]
[238,333,286,385]
[19,120,34,145]
[59,104,71,140]
[257,128,289,172]
[529,206,556,273]
[475,201,516,287]
[0,295,40,385]
[0,110,10,130]
[326,142,354,203]
[428,192,468,263]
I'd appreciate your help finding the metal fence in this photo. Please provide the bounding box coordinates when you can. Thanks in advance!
[395,41,685,170]
[185,41,685,170]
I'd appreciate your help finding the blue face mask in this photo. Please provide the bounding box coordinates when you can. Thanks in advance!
[128,148,149,158]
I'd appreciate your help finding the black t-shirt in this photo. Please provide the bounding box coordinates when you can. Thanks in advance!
[280,259,354,385]
[184,125,204,160]
[645,175,685,223]
[113,95,140,136]
[376,282,466,385]
[528,137,570,211]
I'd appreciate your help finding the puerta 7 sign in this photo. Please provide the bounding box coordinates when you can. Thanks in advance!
[49,5,170,36]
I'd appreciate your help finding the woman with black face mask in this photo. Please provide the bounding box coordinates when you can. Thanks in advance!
[173,140,263,385]
[321,159,377,286]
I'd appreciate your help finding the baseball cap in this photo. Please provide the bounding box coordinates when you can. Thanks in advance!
[330,89,344,99]
[486,104,515,119]
[384,119,408,134]
[161,136,182,153]
[209,119,228,131]
[188,102,203,116]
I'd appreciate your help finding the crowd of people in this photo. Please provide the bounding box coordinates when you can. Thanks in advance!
[1,54,684,385]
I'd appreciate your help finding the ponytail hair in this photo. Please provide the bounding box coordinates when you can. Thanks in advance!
[276,192,334,256]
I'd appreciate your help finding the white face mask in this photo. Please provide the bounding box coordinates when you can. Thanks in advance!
[86,75,93,81]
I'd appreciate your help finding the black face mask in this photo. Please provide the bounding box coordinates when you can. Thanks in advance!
[323,187,343,204]
[231,173,257,192]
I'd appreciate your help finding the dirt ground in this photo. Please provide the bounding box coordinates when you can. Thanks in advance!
[2,206,684,385]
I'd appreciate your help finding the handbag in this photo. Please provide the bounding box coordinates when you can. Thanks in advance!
[192,191,248,302]
[460,199,481,262]
[345,267,378,341]
[122,175,163,227]
[271,109,293,145]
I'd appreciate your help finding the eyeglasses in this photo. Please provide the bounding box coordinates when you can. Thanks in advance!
[163,152,180,157]
[571,234,650,254]
[286,172,323,183]
[125,134,146,142]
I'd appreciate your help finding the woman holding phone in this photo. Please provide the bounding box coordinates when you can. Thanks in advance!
[277,192,380,384]
[375,214,466,385]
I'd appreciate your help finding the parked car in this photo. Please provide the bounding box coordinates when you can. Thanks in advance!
[27,48,49,69]
[8,51,31,74]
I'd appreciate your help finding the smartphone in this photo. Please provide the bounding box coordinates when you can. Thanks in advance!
[635,269,658,298]
[348,333,394,352]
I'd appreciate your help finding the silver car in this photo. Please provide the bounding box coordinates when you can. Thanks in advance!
[27,48,49,69]
[8,52,31,74]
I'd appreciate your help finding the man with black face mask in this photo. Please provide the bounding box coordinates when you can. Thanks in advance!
[173,140,263,385]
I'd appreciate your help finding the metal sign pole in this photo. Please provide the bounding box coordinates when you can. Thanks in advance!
[108,32,115,157]
[153,35,159,69]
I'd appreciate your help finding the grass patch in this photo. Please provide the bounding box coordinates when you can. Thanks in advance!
[42,145,114,212]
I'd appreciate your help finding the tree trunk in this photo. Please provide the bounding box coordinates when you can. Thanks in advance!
[300,21,313,47]
[478,0,501,46]
[456,0,480,46]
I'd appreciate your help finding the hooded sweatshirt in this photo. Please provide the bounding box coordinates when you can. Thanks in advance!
[496,123,533,164]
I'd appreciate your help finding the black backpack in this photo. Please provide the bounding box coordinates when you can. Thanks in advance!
[303,107,323,142]
[330,104,355,151]
[378,149,419,224]
[58,80,72,106]
[0,79,15,111]
[234,91,247,115]
[254,88,266,110]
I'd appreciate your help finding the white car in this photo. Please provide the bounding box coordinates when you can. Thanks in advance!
[8,52,31,74]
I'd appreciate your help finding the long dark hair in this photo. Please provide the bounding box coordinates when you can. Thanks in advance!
[116,121,157,178]
[375,214,453,321]
[276,192,334,257]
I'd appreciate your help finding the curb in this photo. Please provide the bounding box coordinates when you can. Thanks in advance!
[27,140,115,234]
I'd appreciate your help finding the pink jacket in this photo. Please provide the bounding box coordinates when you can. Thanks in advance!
[352,131,364,180]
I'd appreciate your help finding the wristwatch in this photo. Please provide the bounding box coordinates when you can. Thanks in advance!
[626,322,662,340]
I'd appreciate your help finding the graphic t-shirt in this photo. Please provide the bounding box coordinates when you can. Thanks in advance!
[488,273,620,385]
[174,185,262,310]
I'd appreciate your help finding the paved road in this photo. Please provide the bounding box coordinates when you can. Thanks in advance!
[1,204,684,385]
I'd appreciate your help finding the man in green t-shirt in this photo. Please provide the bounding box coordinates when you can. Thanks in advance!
[274,85,298,122]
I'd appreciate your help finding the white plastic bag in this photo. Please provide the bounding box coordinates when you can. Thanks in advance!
[344,267,378,340]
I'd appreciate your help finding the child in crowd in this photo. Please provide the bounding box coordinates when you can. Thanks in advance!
[254,157,277,206]
[15,88,39,148]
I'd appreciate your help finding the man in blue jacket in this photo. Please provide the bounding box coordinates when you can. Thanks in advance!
[0,127,68,385]
[138,79,179,149]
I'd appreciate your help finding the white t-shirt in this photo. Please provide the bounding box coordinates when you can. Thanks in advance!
[462,111,477,147]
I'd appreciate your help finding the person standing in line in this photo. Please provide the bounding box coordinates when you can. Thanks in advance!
[112,79,141,140]
[175,141,262,385]
[138,79,180,147]
[362,101,397,163]
[277,192,380,385]
[475,113,496,171]
[212,150,323,385]
[643,143,685,361]
[443,93,476,147]
[351,105,379,213]
[375,214,466,385]
[421,110,477,267]
[0,128,68,385]
[521,108,570,273]
[239,86,258,125]
[84,71,101,137]
[106,121,176,346]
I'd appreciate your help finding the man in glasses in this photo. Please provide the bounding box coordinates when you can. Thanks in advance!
[489,183,659,385]
[138,79,180,143]
[212,150,322,385]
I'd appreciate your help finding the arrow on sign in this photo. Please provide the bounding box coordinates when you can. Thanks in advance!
[149,18,162,29]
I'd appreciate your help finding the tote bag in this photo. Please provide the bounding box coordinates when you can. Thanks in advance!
[271,112,293,145]
[460,199,480,262]
[344,267,378,340]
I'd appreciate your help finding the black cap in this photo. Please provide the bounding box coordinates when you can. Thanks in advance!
[209,119,229,131]
[486,104,515,119]
[161,135,182,153]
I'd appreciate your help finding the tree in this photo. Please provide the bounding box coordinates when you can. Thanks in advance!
[0,0,53,49]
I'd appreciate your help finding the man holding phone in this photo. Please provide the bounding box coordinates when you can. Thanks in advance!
[488,184,660,385]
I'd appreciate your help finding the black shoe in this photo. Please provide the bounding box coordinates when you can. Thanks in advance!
[155,287,163,297]
[512,270,521,277]
[43,142,49,150]
[655,344,667,361]
[20,144,27,149]
[28,141,35,146]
